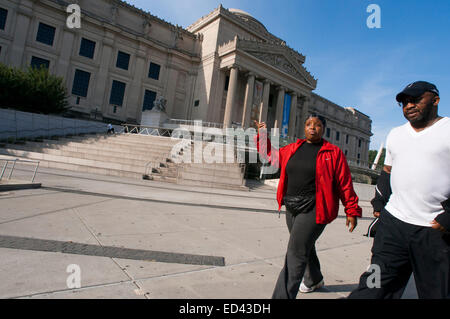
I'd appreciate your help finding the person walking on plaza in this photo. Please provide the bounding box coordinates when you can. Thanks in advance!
[348,81,450,299]
[254,116,362,299]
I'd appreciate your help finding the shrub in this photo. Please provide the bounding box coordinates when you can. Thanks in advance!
[0,63,69,114]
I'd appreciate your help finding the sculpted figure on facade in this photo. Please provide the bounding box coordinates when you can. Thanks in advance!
[143,19,152,38]
[111,4,119,23]
[153,96,167,112]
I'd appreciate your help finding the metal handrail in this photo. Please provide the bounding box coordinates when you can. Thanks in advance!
[0,158,40,182]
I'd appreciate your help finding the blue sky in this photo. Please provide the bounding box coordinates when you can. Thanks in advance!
[128,0,450,150]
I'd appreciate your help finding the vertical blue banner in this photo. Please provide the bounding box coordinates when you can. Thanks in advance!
[281,93,291,137]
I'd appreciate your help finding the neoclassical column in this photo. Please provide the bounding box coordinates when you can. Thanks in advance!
[93,34,115,115]
[259,79,271,123]
[288,92,298,137]
[128,49,147,121]
[55,28,76,78]
[274,86,286,129]
[241,72,255,128]
[223,65,239,128]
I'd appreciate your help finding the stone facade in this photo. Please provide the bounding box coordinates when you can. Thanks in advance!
[0,1,372,165]
[308,93,372,167]
[0,0,200,124]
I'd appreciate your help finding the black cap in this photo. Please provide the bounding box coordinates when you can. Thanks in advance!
[396,81,439,102]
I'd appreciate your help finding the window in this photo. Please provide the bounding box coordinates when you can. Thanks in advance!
[72,69,91,97]
[30,56,50,69]
[36,22,56,46]
[336,131,340,141]
[109,80,126,106]
[194,100,200,107]
[79,38,96,59]
[346,134,349,144]
[358,139,362,147]
[148,62,160,80]
[116,51,130,70]
[142,90,157,111]
[345,150,348,156]
[326,128,331,138]
[357,153,361,164]
[0,8,7,30]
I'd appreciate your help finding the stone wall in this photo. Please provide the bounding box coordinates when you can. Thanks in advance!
[0,109,120,140]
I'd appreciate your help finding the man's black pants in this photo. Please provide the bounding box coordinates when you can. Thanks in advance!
[348,209,450,299]
[272,207,326,299]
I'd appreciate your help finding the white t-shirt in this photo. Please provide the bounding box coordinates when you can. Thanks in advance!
[384,117,450,227]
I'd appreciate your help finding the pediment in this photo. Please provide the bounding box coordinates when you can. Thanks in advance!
[237,40,317,88]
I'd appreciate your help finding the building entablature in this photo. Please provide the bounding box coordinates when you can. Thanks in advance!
[42,0,200,59]
[188,5,283,45]
[217,36,316,95]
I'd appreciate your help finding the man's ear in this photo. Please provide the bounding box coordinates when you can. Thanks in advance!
[433,96,440,106]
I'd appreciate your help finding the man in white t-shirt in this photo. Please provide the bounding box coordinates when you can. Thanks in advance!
[349,81,450,299]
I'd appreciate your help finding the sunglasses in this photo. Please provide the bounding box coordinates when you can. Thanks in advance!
[397,95,426,107]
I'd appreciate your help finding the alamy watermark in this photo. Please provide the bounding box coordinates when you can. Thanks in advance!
[366,263,381,289]
[66,4,81,29]
[66,264,81,289]
[168,121,280,174]
[366,4,381,29]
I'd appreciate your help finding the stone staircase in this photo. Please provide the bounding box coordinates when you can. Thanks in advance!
[0,133,248,190]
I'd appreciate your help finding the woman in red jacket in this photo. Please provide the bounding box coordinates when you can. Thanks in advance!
[254,115,362,299]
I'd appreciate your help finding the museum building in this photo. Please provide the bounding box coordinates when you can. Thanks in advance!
[0,0,372,166]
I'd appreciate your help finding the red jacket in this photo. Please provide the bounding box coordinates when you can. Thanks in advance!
[255,132,362,224]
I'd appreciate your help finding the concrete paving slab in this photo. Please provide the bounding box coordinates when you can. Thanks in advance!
[111,258,212,282]
[0,189,111,224]
[0,164,419,299]
[136,260,281,299]
[0,248,130,299]
[24,282,146,299]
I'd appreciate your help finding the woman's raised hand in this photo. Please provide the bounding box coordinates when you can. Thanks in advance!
[254,120,267,133]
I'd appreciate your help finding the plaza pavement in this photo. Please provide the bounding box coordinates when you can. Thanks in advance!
[0,163,417,299]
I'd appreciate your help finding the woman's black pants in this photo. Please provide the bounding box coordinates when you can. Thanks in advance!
[272,207,326,299]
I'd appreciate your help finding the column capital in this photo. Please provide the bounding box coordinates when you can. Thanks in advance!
[227,64,240,71]
[246,71,256,78]
[263,79,272,85]
[277,85,286,92]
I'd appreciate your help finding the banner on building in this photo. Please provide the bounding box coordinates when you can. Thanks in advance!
[281,93,291,137]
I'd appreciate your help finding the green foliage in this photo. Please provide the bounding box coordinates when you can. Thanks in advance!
[0,63,69,114]
[368,148,386,170]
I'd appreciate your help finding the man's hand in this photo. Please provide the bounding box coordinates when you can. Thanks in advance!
[431,220,447,232]
[346,216,358,232]
[373,211,380,218]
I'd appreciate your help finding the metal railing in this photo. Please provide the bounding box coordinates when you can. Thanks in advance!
[119,124,376,183]
[167,119,225,129]
[0,158,40,183]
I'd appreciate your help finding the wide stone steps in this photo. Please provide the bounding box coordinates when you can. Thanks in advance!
[0,134,247,190]
[43,138,176,154]
[3,143,173,167]
[0,150,144,180]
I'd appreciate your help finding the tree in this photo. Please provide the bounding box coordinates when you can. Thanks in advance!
[368,148,386,170]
